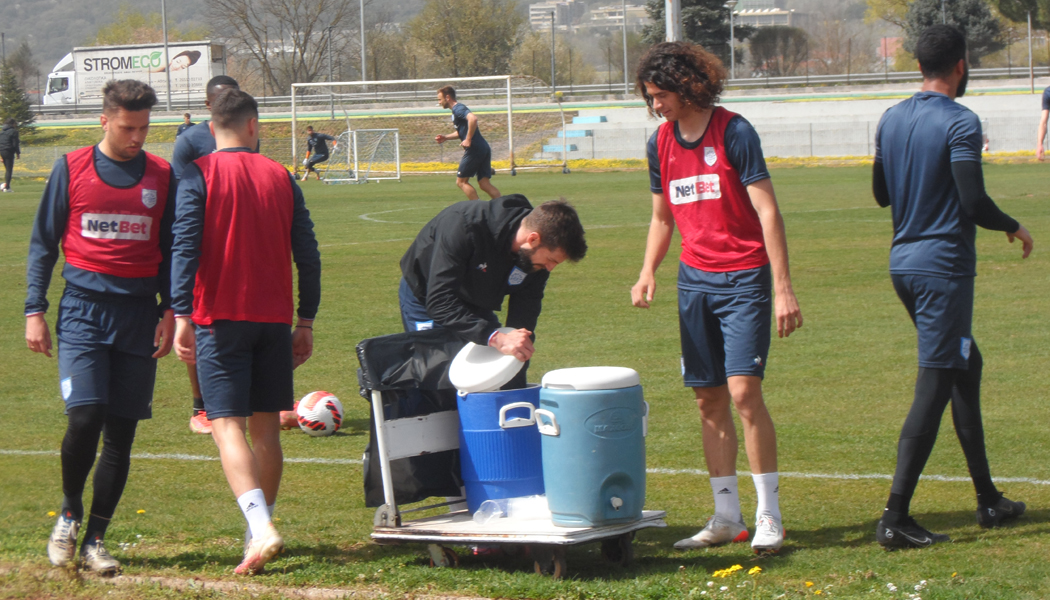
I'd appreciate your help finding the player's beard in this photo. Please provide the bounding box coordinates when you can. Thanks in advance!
[956,64,969,98]
[516,247,541,273]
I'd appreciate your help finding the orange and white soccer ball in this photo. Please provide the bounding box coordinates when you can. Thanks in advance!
[296,391,343,437]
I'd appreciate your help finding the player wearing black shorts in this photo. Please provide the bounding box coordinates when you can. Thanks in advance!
[435,86,501,200]
[872,25,1033,549]
[302,125,337,181]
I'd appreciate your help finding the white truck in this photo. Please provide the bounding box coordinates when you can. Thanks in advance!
[44,41,227,106]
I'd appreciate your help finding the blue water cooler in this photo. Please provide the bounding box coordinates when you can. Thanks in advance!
[456,385,545,513]
[537,367,648,527]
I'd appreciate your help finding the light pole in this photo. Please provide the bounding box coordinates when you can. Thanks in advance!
[160,0,172,111]
[665,0,681,42]
[551,11,556,94]
[327,26,334,119]
[621,0,629,94]
[1029,10,1034,93]
[941,0,946,24]
[360,0,367,81]
[726,0,738,80]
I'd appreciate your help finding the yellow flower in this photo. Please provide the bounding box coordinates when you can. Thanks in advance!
[47,511,56,517]
[952,572,958,578]
[749,566,762,575]
[806,582,814,587]
[814,591,823,595]
[137,509,146,514]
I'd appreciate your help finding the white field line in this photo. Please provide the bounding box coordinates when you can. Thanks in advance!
[5,449,1049,486]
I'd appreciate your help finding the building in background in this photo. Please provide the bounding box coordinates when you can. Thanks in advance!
[529,1,588,31]
[584,4,650,33]
[734,0,796,28]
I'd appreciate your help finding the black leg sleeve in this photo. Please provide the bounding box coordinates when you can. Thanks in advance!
[83,414,139,543]
[888,368,956,512]
[60,405,107,521]
[948,343,999,502]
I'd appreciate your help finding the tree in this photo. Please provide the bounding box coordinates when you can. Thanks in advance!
[95,5,207,45]
[903,0,1004,65]
[865,0,911,28]
[511,32,595,87]
[7,41,39,97]
[206,0,365,93]
[0,62,36,132]
[750,26,809,76]
[995,0,1050,30]
[642,0,755,66]
[408,0,524,78]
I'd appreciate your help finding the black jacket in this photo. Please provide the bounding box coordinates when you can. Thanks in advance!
[0,124,19,155]
[400,195,548,345]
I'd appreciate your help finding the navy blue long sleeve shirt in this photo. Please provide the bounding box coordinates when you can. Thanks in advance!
[25,147,176,316]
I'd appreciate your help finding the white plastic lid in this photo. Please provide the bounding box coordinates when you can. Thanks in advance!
[540,367,640,391]
[448,327,526,394]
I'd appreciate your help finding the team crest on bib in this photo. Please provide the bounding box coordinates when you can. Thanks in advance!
[141,189,157,209]
[507,267,527,286]
[704,147,717,166]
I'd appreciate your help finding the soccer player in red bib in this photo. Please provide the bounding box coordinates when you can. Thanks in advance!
[171,88,321,575]
[25,80,175,574]
[631,42,802,554]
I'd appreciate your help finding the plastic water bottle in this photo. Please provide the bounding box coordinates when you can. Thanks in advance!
[472,499,508,525]
[505,495,551,520]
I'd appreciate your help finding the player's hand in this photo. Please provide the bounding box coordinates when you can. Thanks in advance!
[153,310,175,358]
[1008,224,1034,259]
[774,287,803,338]
[25,314,53,357]
[435,135,446,144]
[174,317,196,364]
[292,323,314,369]
[489,329,534,362]
[1038,146,1045,161]
[631,273,656,308]
[461,138,472,149]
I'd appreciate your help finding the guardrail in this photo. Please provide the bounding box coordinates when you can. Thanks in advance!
[30,66,1050,116]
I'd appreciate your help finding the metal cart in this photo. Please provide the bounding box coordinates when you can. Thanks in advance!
[357,332,667,579]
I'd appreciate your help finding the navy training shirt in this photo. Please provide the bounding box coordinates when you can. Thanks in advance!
[306,132,336,157]
[451,102,489,151]
[171,120,216,180]
[25,147,177,315]
[647,115,770,193]
[875,91,983,277]
[1043,86,1050,110]
[176,121,195,136]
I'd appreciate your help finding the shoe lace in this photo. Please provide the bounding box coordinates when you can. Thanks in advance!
[53,518,77,546]
[757,515,780,535]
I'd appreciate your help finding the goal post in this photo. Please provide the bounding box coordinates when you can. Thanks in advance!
[290,75,567,177]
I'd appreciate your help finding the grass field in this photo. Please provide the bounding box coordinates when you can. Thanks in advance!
[2,164,1049,599]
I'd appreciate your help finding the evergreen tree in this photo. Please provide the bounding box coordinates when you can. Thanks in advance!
[642,0,755,67]
[903,0,1004,66]
[0,61,36,132]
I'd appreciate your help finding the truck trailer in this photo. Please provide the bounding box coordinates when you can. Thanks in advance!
[44,41,226,107]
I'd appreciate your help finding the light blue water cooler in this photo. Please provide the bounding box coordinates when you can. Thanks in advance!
[536,367,648,527]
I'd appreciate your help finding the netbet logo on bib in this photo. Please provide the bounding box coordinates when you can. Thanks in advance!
[668,173,722,205]
[81,213,152,240]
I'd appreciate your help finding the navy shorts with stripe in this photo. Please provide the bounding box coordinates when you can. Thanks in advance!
[457,147,493,180]
[678,263,772,388]
[56,289,159,421]
[195,321,294,419]
[305,154,328,170]
[892,274,975,370]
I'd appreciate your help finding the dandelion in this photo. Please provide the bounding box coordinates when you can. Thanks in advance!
[47,511,57,517]
[137,509,145,514]
[814,591,823,596]
[805,582,814,587]
[952,572,957,578]
[749,566,762,575]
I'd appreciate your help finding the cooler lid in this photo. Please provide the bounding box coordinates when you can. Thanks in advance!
[541,367,640,391]
[448,327,525,394]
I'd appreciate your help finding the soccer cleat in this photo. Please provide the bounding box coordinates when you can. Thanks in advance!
[673,515,749,549]
[876,516,950,550]
[235,523,283,575]
[189,412,212,434]
[976,495,1026,528]
[80,538,121,575]
[47,514,80,567]
[752,513,784,554]
[279,401,300,430]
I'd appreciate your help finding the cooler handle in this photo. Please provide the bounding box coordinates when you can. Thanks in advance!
[643,401,650,437]
[535,409,560,436]
[499,402,537,429]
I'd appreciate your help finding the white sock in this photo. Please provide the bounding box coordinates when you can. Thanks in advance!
[709,475,742,523]
[752,472,781,522]
[237,489,271,539]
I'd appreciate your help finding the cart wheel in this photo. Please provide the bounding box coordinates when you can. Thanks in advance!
[511,168,517,176]
[533,547,567,579]
[373,504,399,528]
[600,532,635,567]
[562,167,571,174]
[427,544,459,568]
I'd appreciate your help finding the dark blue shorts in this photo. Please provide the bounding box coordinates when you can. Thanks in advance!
[195,321,294,419]
[306,154,328,170]
[892,274,974,370]
[56,289,158,421]
[678,263,772,388]
[457,148,493,180]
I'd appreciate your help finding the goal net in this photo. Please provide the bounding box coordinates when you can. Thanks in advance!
[290,76,568,177]
[317,128,401,184]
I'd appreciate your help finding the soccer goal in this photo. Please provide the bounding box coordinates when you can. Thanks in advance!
[319,129,401,184]
[290,75,568,177]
